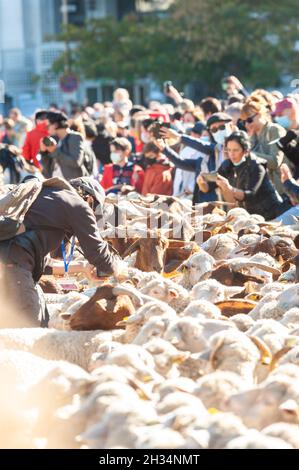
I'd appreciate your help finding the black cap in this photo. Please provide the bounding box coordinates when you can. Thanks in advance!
[35,109,49,121]
[207,112,232,128]
[70,177,105,208]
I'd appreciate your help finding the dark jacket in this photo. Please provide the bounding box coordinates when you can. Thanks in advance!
[164,145,217,204]
[50,131,89,180]
[278,130,299,179]
[217,153,286,220]
[1,186,115,279]
[283,178,299,204]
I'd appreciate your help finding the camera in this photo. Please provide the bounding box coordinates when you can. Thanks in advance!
[42,136,56,147]
[202,171,219,183]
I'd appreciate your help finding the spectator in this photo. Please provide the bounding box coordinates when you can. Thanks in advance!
[142,141,173,196]
[22,110,48,168]
[1,119,15,146]
[101,137,144,194]
[215,131,287,220]
[199,97,222,120]
[9,107,32,147]
[275,163,299,224]
[240,97,291,195]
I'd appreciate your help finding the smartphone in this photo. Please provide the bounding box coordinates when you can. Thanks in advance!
[149,121,171,139]
[202,171,219,183]
[43,136,56,147]
[164,81,172,94]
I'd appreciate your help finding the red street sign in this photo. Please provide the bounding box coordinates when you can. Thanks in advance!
[60,73,79,93]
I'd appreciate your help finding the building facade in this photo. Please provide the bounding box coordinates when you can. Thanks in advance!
[0,0,173,115]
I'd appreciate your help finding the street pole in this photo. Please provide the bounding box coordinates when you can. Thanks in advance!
[61,0,70,72]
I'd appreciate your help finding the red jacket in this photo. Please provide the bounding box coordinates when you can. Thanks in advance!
[142,161,173,196]
[22,121,48,168]
[101,162,144,194]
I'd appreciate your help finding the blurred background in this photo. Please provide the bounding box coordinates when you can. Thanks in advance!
[0,0,298,115]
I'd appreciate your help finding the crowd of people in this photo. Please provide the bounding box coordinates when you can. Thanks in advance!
[2,79,299,223]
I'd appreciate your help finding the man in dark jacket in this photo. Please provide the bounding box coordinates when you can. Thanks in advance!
[0,177,122,328]
[41,111,95,180]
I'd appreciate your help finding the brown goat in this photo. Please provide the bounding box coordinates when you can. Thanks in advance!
[70,284,135,331]
[123,232,169,273]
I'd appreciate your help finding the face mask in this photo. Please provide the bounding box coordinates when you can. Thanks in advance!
[110,152,122,165]
[233,156,247,167]
[141,132,150,144]
[200,135,210,143]
[145,157,156,166]
[275,116,291,130]
[213,125,231,145]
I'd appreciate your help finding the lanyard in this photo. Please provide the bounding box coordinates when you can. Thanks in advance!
[61,236,76,275]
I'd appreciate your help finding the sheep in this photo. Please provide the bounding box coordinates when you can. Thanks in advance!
[155,377,197,399]
[182,300,222,320]
[143,338,189,377]
[123,231,169,273]
[230,314,255,332]
[201,329,272,384]
[88,343,162,383]
[156,392,207,417]
[0,328,115,370]
[250,284,299,321]
[190,279,243,303]
[246,319,295,355]
[201,233,239,260]
[262,422,299,449]
[197,412,248,449]
[117,301,177,343]
[280,308,299,329]
[135,427,186,449]
[69,284,136,331]
[133,315,175,346]
[225,430,293,449]
[178,251,215,289]
[139,277,190,312]
[163,317,236,354]
[226,374,299,429]
[48,292,90,330]
[193,371,246,411]
[78,400,159,449]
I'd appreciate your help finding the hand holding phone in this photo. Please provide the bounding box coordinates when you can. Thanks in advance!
[202,171,218,183]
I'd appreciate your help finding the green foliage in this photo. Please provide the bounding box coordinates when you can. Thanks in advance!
[51,0,299,93]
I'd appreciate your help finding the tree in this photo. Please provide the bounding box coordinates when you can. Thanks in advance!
[52,0,299,95]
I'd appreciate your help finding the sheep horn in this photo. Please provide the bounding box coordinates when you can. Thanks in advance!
[112,285,144,307]
[249,336,272,365]
[269,346,293,371]
[210,336,225,370]
[122,239,141,258]
[238,262,281,277]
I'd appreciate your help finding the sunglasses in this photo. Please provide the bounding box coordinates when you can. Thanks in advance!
[242,113,257,125]
[210,124,226,134]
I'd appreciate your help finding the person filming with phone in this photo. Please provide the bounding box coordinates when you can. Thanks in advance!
[214,131,286,220]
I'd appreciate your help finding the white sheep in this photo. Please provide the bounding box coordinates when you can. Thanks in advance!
[225,430,293,449]
[190,279,243,303]
[280,308,299,329]
[194,371,246,411]
[246,319,294,354]
[182,300,222,320]
[143,338,189,377]
[133,315,175,346]
[0,328,115,370]
[139,277,190,312]
[201,233,239,260]
[178,251,215,289]
[118,301,177,343]
[250,284,299,321]
[163,317,235,354]
[262,422,299,449]
[230,314,255,332]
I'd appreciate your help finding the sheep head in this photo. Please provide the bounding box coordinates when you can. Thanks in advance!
[123,232,169,273]
[70,285,135,331]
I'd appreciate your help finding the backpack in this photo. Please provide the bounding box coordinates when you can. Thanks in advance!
[0,177,74,242]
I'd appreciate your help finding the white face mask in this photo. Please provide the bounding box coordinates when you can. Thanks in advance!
[110,152,122,165]
[141,132,150,144]
[233,155,247,166]
[213,125,231,145]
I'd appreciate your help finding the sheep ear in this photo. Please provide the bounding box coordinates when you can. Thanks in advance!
[209,336,225,370]
[123,239,141,258]
[249,336,272,365]
[60,313,72,321]
[169,289,179,299]
[279,399,299,416]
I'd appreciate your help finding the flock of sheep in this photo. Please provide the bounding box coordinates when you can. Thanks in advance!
[1,194,299,449]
